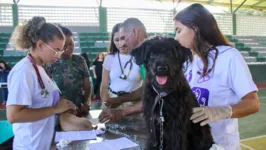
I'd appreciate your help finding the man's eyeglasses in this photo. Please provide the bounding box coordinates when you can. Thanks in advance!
[44,43,65,57]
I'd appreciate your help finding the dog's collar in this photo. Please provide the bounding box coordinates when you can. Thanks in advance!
[152,85,176,98]
[151,85,177,114]
[151,85,166,117]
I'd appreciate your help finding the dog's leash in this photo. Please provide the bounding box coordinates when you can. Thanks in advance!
[151,85,167,150]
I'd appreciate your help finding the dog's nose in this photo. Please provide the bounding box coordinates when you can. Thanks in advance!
[157,65,168,72]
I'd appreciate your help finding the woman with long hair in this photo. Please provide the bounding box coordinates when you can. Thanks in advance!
[100,22,143,114]
[174,4,260,149]
[92,52,105,98]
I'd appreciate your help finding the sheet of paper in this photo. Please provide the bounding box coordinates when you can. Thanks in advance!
[105,137,138,149]
[87,137,139,150]
[87,142,113,150]
[94,129,105,135]
[55,130,97,142]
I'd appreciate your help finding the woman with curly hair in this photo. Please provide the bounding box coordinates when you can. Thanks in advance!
[6,16,76,150]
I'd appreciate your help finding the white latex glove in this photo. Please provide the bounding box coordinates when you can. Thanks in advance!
[190,106,232,126]
[56,139,71,148]
[209,144,224,150]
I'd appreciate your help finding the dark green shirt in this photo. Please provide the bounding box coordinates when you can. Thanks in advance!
[48,54,90,107]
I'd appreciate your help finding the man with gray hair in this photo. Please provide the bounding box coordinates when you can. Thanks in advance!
[99,18,147,123]
[119,18,148,51]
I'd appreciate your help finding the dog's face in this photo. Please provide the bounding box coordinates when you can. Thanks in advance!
[131,36,192,91]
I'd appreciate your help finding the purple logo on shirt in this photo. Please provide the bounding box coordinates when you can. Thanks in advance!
[185,70,192,82]
[196,69,211,83]
[192,87,209,106]
[52,90,60,106]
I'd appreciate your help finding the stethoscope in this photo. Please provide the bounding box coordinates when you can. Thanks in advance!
[27,54,61,98]
[118,53,133,80]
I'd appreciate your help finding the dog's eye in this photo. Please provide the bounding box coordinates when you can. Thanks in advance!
[150,53,156,58]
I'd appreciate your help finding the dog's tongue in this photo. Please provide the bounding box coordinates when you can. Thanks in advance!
[156,76,168,85]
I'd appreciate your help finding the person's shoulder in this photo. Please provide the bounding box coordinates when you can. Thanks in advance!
[216,45,241,59]
[104,54,116,63]
[72,54,85,61]
[73,54,84,59]
[73,54,86,63]
[214,45,246,70]
[8,57,35,78]
[72,54,90,70]
[216,45,238,54]
[47,59,63,71]
[12,57,33,71]
[106,53,116,59]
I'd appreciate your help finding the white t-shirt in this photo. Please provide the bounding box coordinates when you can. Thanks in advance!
[184,46,258,150]
[7,57,60,150]
[103,53,142,92]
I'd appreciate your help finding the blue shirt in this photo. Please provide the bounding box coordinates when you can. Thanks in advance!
[0,69,10,83]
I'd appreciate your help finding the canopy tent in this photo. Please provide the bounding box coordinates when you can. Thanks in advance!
[146,0,266,13]
[12,0,266,12]
[91,0,266,13]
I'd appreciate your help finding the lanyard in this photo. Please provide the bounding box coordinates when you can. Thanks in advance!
[27,54,60,98]
[118,53,133,80]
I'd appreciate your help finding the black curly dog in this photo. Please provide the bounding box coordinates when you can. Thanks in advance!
[131,36,214,150]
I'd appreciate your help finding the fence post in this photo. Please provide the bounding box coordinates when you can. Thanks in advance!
[12,4,19,28]
[98,6,107,32]
[232,13,237,35]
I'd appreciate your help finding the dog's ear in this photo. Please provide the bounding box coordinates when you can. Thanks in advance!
[173,42,192,67]
[130,43,147,65]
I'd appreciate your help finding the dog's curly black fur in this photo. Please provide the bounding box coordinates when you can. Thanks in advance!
[131,36,214,150]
